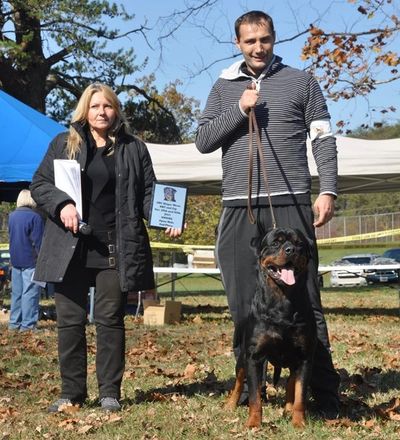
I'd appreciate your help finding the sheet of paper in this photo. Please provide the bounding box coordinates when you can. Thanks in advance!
[31,270,46,288]
[53,159,82,219]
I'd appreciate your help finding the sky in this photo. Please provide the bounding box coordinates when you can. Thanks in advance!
[115,0,400,132]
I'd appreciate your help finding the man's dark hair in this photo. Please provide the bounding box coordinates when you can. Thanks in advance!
[234,10,275,39]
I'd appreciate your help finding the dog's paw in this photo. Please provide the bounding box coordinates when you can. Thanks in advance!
[245,415,261,428]
[292,410,306,429]
[284,402,293,415]
[224,397,238,411]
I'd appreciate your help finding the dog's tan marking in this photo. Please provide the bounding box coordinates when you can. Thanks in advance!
[246,384,262,428]
[225,367,245,410]
[284,373,295,415]
[291,375,306,428]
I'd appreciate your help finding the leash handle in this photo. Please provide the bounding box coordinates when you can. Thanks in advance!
[247,108,277,229]
[247,109,256,225]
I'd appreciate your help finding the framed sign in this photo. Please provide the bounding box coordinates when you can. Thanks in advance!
[148,183,187,230]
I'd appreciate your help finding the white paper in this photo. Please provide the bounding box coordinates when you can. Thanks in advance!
[53,159,82,219]
[31,270,46,288]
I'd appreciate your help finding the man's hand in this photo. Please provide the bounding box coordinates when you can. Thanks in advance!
[313,194,335,227]
[60,203,79,234]
[239,83,259,114]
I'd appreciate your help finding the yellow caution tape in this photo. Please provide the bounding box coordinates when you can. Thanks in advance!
[152,228,400,249]
[150,242,215,252]
[317,228,400,244]
[0,241,213,252]
[2,228,399,252]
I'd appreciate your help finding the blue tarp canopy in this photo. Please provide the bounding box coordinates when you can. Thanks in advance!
[0,89,64,201]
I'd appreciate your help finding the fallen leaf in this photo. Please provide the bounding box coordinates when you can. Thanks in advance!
[363,419,375,428]
[77,425,93,434]
[58,418,79,431]
[183,363,197,380]
[375,397,400,420]
[266,384,277,397]
[192,316,203,324]
[107,414,122,423]
[149,392,168,402]
[124,370,136,379]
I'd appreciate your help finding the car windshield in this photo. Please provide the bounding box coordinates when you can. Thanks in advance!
[374,257,396,264]
[382,249,400,261]
[0,251,10,265]
[342,257,373,265]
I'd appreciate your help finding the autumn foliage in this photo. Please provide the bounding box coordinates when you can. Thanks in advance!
[301,0,399,130]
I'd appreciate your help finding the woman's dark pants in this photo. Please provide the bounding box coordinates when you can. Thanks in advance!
[54,265,125,402]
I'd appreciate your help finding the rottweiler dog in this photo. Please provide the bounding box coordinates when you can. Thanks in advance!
[164,186,177,202]
[225,227,317,429]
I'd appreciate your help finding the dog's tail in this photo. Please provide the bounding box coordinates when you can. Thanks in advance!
[273,366,281,386]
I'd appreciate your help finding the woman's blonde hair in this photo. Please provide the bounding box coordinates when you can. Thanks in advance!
[16,189,36,208]
[66,83,124,159]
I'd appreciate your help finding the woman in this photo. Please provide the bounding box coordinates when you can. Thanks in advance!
[8,189,44,332]
[30,83,181,412]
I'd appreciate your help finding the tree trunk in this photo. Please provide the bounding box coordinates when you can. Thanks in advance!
[1,67,48,113]
[0,4,49,113]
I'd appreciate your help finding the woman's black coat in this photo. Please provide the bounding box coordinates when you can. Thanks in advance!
[30,127,156,292]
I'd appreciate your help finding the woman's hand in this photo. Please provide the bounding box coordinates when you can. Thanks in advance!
[165,223,186,238]
[60,203,80,234]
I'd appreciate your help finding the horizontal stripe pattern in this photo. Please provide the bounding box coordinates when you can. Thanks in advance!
[195,58,338,203]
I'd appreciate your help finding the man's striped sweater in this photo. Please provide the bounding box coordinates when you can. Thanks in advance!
[195,56,338,206]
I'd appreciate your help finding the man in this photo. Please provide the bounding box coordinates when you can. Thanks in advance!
[8,189,44,331]
[195,10,340,419]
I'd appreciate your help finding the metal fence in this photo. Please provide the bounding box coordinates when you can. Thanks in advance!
[0,212,8,243]
[2,210,400,245]
[315,211,400,244]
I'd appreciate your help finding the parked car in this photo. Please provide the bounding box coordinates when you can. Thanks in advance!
[381,248,400,262]
[0,249,11,300]
[0,249,10,279]
[330,253,400,287]
[365,256,399,284]
[330,254,379,287]
[368,248,400,285]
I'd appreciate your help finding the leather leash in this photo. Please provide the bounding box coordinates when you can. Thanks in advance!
[247,107,277,228]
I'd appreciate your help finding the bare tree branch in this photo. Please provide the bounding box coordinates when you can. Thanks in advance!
[156,0,219,41]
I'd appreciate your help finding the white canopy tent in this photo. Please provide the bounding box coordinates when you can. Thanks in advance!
[147,136,400,195]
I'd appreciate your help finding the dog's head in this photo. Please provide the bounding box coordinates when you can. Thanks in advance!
[253,227,310,287]
[164,187,176,202]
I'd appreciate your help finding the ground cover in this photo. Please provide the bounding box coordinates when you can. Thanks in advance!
[0,285,399,439]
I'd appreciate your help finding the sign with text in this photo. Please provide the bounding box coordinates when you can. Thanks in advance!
[149,183,187,230]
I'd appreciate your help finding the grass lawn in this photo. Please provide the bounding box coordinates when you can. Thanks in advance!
[0,281,399,439]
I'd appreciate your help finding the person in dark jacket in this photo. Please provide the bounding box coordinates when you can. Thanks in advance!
[8,189,44,331]
[30,83,182,413]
